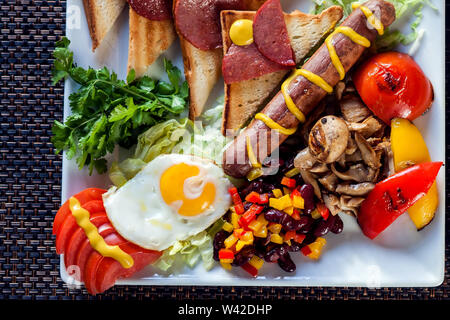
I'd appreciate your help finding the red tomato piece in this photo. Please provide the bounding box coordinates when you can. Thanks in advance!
[64,218,113,270]
[56,200,106,255]
[83,232,130,295]
[74,221,120,282]
[53,188,106,235]
[353,52,434,124]
[94,242,162,294]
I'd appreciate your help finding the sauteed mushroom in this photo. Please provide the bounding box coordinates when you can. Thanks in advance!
[292,86,392,217]
[308,116,350,164]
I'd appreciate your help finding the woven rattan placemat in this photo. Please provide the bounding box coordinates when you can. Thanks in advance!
[0,0,448,300]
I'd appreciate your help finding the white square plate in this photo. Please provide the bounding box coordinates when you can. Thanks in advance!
[60,0,446,287]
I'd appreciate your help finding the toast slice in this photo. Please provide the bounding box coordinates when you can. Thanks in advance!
[175,0,268,119]
[127,7,177,78]
[83,0,127,51]
[221,6,344,135]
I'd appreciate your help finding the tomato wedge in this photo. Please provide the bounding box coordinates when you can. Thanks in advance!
[94,243,162,294]
[54,188,163,294]
[64,218,113,270]
[56,200,106,254]
[83,232,128,295]
[353,52,433,124]
[53,188,106,236]
[357,162,442,239]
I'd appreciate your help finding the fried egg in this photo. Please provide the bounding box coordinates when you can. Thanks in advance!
[103,154,231,251]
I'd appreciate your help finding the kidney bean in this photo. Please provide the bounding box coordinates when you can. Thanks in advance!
[264,209,311,231]
[330,214,344,234]
[264,244,288,263]
[313,219,331,238]
[302,234,317,245]
[232,246,255,267]
[278,252,296,272]
[213,230,229,261]
[299,184,315,214]
[296,215,315,234]
[239,179,264,198]
[287,240,302,252]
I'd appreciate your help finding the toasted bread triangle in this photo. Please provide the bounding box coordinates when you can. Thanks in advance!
[127,7,177,78]
[221,6,344,135]
[83,0,127,51]
[174,0,267,119]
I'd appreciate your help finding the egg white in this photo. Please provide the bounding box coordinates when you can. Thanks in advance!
[103,154,231,251]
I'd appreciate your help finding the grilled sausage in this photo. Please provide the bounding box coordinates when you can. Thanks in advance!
[222,0,396,178]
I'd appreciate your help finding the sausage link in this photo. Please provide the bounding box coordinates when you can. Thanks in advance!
[222,0,396,178]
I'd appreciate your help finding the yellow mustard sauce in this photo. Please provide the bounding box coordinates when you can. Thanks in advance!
[281,69,333,123]
[230,19,254,46]
[246,136,262,168]
[69,197,134,269]
[325,26,371,80]
[255,113,297,136]
[352,3,385,35]
[248,5,384,160]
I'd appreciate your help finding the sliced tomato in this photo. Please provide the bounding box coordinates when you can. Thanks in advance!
[74,218,117,282]
[94,242,162,294]
[56,202,107,255]
[53,188,106,236]
[83,232,129,295]
[64,217,113,269]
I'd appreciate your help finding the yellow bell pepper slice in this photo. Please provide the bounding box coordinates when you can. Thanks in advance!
[390,118,439,230]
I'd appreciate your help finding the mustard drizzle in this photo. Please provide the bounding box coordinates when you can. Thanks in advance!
[251,4,384,148]
[69,197,134,269]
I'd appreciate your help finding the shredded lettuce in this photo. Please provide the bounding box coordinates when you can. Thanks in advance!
[108,98,229,272]
[154,219,225,272]
[311,0,437,51]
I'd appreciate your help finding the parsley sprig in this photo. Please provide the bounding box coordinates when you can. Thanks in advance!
[51,37,189,174]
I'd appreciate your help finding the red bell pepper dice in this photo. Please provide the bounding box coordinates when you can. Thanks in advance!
[357,162,442,239]
[239,204,263,227]
[241,262,258,277]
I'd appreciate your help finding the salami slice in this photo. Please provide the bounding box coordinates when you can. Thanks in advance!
[253,0,295,67]
[222,42,290,84]
[174,0,246,51]
[128,0,172,21]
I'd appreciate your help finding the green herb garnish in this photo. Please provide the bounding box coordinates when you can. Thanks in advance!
[51,37,189,174]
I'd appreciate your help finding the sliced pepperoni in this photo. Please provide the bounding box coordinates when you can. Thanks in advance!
[174,0,246,51]
[222,42,290,84]
[253,0,295,67]
[128,0,173,21]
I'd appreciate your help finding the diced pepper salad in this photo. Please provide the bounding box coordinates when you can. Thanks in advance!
[213,174,344,277]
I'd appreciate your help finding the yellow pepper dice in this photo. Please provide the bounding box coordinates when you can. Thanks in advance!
[307,237,326,260]
[270,233,284,244]
[249,256,264,270]
[272,189,283,198]
[390,118,439,230]
[224,234,238,249]
[222,222,234,233]
[269,194,292,211]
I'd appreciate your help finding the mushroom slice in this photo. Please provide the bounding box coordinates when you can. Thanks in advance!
[335,81,346,101]
[345,149,362,163]
[339,95,372,123]
[309,116,350,164]
[335,182,375,196]
[323,193,341,216]
[347,116,384,138]
[318,172,338,192]
[339,195,365,216]
[354,132,381,169]
[294,147,318,170]
[345,136,358,155]
[300,169,322,200]
[331,163,369,183]
[309,163,329,174]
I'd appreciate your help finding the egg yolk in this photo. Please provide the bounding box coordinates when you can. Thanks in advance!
[160,163,216,217]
